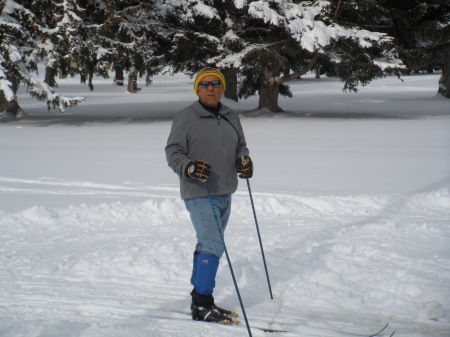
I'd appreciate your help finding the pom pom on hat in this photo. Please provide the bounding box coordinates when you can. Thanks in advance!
[194,68,226,95]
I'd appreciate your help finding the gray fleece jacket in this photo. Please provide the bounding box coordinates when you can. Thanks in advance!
[165,101,249,200]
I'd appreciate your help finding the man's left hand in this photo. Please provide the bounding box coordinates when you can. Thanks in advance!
[235,156,253,179]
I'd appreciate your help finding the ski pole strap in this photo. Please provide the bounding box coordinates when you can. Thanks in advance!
[216,111,238,136]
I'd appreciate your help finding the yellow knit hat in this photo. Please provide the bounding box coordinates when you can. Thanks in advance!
[194,68,226,95]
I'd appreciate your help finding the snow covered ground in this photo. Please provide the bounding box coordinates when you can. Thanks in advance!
[1,72,449,337]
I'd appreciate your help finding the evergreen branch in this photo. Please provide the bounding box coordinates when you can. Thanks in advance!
[279,54,319,84]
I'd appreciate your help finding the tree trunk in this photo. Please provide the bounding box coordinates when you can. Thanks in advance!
[45,65,58,87]
[127,70,139,93]
[0,76,22,117]
[257,54,319,112]
[113,61,124,86]
[258,55,283,112]
[438,46,450,98]
[258,80,282,112]
[0,91,21,117]
[222,68,238,101]
[315,64,321,79]
[88,71,94,91]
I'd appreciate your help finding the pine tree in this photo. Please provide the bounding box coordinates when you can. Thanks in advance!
[77,0,163,93]
[158,1,404,112]
[72,0,161,92]
[156,0,250,100]
[158,1,226,72]
[0,0,165,117]
[0,0,85,117]
[336,0,450,74]
[439,43,450,98]
[336,0,450,98]
[215,0,404,112]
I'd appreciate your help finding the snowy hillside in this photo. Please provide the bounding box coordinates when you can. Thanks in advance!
[1,72,449,337]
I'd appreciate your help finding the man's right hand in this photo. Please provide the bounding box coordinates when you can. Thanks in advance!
[186,160,211,182]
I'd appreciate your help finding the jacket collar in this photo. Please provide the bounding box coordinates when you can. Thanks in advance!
[193,101,231,117]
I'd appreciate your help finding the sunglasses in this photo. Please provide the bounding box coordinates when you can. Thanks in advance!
[198,80,222,88]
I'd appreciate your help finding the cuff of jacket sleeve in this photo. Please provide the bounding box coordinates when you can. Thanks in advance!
[182,161,192,178]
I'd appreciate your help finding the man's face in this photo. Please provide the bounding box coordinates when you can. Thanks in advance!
[197,75,223,108]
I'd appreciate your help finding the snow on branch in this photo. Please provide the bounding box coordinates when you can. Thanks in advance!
[248,1,284,26]
[374,49,406,70]
[245,0,398,56]
[39,86,85,112]
[0,77,15,101]
[234,0,247,9]
[213,42,278,69]
[25,72,85,111]
[192,2,219,19]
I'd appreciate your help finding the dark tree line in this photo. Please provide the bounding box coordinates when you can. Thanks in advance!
[1,0,448,117]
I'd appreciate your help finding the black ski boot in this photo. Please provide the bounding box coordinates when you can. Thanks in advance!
[190,289,239,324]
[190,302,239,319]
[212,304,239,318]
[191,305,234,324]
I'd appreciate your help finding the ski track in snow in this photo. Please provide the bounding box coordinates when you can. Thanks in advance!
[1,177,449,336]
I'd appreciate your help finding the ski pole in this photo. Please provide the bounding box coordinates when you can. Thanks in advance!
[204,182,253,337]
[246,178,273,300]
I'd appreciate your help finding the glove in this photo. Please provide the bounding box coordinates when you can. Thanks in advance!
[235,155,253,179]
[186,160,211,182]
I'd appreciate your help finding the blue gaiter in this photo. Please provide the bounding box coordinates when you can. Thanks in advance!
[194,252,220,295]
[190,251,199,286]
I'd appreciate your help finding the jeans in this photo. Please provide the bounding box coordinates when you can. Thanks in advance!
[184,194,232,258]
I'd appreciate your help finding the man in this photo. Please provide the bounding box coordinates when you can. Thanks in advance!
[165,68,253,323]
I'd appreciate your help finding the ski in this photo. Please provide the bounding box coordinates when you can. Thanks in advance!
[212,318,288,333]
[340,322,394,337]
[250,320,392,336]
[332,322,394,337]
[205,319,288,333]
[251,325,289,333]
[368,322,393,337]
[226,314,288,333]
[178,310,288,333]
[197,312,395,336]
[170,310,392,336]
[252,322,392,336]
